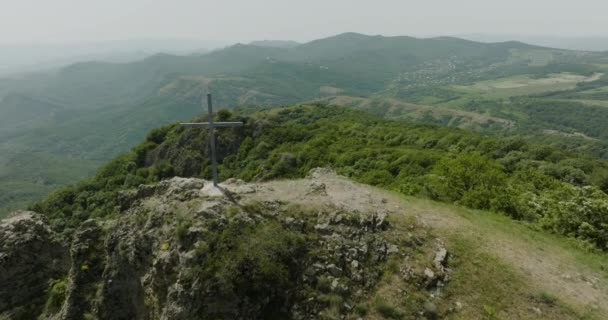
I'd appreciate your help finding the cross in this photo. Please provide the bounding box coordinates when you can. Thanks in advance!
[180,94,243,187]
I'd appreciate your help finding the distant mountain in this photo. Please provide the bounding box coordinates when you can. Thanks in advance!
[249,40,301,48]
[2,32,608,216]
[458,33,608,51]
[0,39,229,76]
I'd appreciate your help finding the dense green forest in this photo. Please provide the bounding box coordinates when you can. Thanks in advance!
[34,105,608,251]
[5,32,608,215]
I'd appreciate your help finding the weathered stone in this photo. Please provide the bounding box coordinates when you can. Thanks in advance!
[307,181,327,196]
[314,223,331,233]
[387,244,400,254]
[0,211,69,318]
[434,243,448,270]
[0,169,442,320]
[331,278,339,291]
[327,264,343,277]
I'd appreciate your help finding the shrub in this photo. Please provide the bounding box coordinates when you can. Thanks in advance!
[537,291,557,305]
[197,221,308,319]
[430,152,508,211]
[374,298,403,319]
[536,186,608,250]
[354,303,369,316]
[44,278,68,314]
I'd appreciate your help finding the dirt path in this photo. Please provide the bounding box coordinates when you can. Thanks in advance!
[239,169,608,316]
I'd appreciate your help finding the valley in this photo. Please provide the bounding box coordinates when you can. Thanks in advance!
[3,32,608,218]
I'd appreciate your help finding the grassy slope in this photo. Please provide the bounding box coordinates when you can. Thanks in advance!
[255,173,607,319]
[381,192,608,319]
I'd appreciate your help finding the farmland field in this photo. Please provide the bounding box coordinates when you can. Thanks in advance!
[451,73,603,98]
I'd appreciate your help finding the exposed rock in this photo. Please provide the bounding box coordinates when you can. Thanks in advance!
[201,183,224,197]
[327,264,344,277]
[434,242,449,270]
[307,167,337,179]
[387,244,400,255]
[0,211,69,319]
[0,173,447,320]
[307,181,327,196]
[58,219,105,320]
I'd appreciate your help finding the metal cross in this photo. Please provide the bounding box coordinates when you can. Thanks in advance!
[180,94,243,186]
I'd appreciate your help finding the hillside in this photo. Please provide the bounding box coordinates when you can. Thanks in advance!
[6,171,606,319]
[32,105,608,251]
[3,102,608,318]
[3,32,608,215]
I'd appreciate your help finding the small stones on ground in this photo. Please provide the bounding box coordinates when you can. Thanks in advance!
[307,181,328,196]
[433,241,449,270]
[387,244,400,254]
[455,301,463,310]
[327,264,343,277]
[331,278,339,291]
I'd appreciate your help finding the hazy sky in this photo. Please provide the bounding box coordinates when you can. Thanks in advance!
[1,0,608,45]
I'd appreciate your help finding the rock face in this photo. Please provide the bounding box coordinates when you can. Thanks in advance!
[0,169,449,320]
[0,211,69,319]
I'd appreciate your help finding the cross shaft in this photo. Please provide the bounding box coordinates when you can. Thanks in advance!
[180,94,243,186]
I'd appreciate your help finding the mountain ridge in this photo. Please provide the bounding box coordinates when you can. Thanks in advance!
[2,31,608,216]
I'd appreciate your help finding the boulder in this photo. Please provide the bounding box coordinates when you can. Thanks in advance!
[0,211,69,318]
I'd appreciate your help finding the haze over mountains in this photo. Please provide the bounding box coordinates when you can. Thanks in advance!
[0,39,229,76]
[3,27,608,319]
[2,32,608,216]
[459,34,608,52]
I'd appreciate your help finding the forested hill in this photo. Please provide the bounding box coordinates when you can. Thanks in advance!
[34,105,608,251]
[3,32,608,216]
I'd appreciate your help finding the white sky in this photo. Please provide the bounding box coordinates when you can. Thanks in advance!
[1,0,607,45]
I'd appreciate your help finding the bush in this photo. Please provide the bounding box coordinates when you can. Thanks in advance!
[536,186,608,250]
[44,278,68,314]
[430,152,508,211]
[374,298,403,319]
[33,104,608,250]
[192,220,308,319]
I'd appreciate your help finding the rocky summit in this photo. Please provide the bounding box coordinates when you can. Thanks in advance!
[0,169,450,320]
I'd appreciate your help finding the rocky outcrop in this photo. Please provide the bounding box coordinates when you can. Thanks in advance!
[0,170,450,319]
[0,211,69,319]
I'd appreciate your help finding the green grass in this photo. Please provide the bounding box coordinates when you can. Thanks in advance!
[405,195,608,275]
[448,202,608,275]
[563,99,608,109]
[443,234,588,319]
[43,278,68,315]
[393,196,608,319]
[374,298,404,319]
[451,73,593,99]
